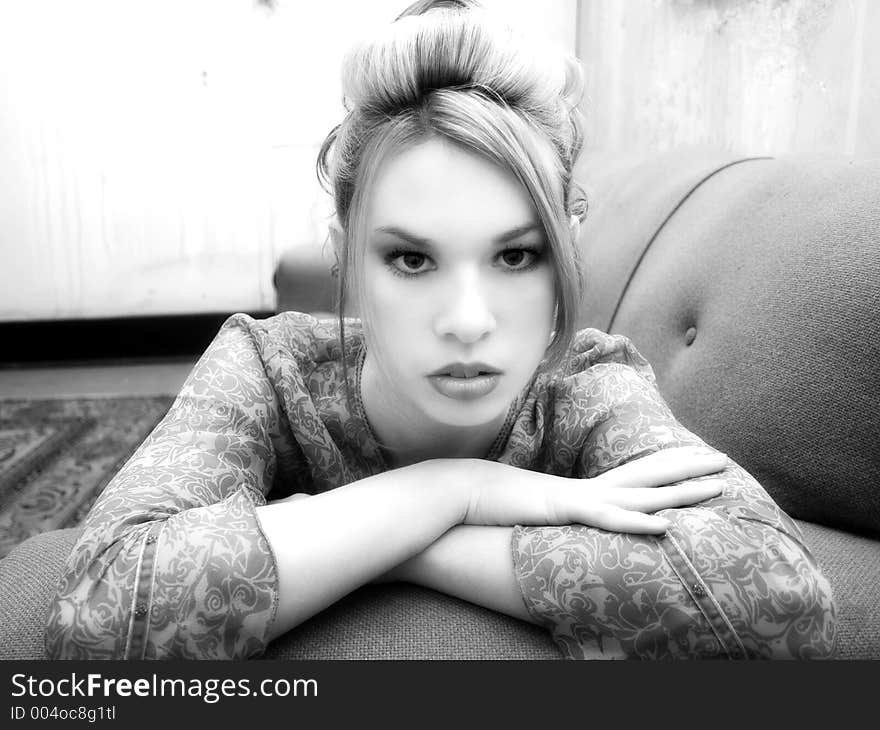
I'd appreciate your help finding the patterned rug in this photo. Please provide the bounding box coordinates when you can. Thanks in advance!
[0,396,174,559]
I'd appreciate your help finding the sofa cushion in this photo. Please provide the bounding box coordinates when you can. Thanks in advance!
[576,147,768,331]
[576,151,880,536]
[0,527,81,660]
[0,528,559,660]
[2,525,872,659]
[264,584,560,660]
[797,520,880,660]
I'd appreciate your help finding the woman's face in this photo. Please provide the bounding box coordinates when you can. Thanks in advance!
[359,137,556,430]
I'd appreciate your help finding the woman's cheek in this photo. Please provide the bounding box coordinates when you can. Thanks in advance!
[506,273,555,318]
[368,279,427,338]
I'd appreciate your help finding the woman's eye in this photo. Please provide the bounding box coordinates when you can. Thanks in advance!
[388,251,432,275]
[498,248,538,270]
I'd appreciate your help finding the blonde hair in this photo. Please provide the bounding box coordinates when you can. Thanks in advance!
[318,0,587,374]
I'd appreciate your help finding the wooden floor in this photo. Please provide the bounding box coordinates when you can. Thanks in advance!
[0,359,197,399]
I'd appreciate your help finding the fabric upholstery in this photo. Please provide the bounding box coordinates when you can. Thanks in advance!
[2,150,876,660]
[265,584,560,660]
[1,520,873,659]
[576,147,769,331]
[576,152,880,537]
[0,527,559,660]
[798,521,880,660]
[273,242,336,316]
[0,527,81,660]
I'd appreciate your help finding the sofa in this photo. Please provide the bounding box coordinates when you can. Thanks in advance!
[2,148,877,659]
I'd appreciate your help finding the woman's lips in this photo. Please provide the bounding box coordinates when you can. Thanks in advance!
[430,362,498,378]
[428,373,500,401]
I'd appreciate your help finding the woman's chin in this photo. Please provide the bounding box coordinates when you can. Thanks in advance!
[422,393,512,431]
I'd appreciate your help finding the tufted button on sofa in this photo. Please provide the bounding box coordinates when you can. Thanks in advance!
[575,148,880,658]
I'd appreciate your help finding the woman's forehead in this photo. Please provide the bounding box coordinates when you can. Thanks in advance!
[365,138,539,236]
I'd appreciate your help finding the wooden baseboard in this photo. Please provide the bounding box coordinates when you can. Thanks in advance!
[0,312,274,367]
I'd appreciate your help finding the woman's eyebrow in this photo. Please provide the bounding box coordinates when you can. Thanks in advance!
[372,226,431,248]
[373,222,542,247]
[494,222,542,244]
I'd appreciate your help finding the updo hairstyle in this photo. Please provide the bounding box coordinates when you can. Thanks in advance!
[317,0,587,371]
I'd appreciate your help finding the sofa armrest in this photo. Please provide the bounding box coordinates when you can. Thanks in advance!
[265,583,559,660]
[0,527,82,660]
[0,529,559,660]
[273,243,336,316]
[796,520,880,659]
[9,523,873,659]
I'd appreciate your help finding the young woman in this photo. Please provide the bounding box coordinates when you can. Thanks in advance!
[46,0,836,660]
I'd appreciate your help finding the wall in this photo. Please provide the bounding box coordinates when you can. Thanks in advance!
[577,0,880,157]
[0,0,576,322]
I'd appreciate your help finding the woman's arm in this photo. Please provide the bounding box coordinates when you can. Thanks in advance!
[375,448,729,626]
[519,361,837,660]
[45,315,480,659]
[45,314,726,659]
[45,315,286,660]
[384,524,531,622]
[256,461,470,641]
[262,448,727,640]
[513,462,836,659]
[385,366,837,659]
[389,461,836,659]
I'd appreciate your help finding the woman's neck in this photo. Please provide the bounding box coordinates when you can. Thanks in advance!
[377,428,501,468]
[359,354,507,469]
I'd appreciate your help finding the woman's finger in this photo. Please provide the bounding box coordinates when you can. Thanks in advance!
[606,479,725,512]
[595,447,728,489]
[574,480,723,534]
[578,504,671,534]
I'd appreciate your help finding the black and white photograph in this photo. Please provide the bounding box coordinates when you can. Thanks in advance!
[0,0,877,705]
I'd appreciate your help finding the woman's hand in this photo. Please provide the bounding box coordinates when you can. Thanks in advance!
[459,446,728,534]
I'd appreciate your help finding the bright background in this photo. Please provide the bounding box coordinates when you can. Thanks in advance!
[0,0,875,322]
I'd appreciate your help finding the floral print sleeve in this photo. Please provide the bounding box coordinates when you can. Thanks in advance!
[45,314,293,659]
[511,332,837,659]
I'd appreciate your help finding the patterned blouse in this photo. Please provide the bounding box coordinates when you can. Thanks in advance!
[45,312,836,660]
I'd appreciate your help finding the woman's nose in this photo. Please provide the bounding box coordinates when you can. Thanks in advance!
[433,272,497,345]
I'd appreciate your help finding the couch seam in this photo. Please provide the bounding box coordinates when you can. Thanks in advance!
[607,156,773,332]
